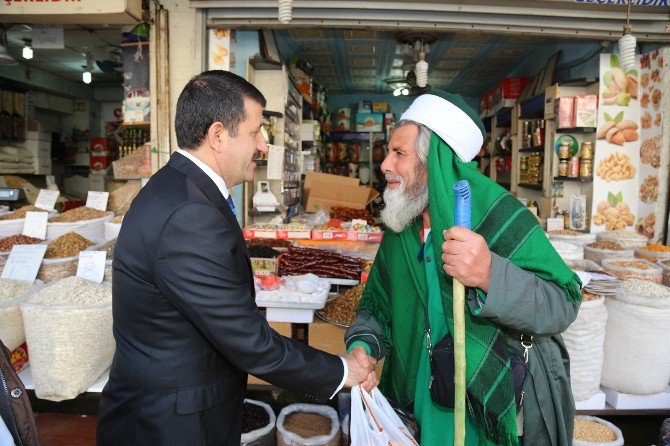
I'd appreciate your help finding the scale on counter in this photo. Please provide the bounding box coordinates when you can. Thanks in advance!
[0,188,24,211]
[252,181,279,212]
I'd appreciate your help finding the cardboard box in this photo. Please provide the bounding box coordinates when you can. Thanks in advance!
[24,139,50,159]
[358,101,372,114]
[311,229,348,241]
[574,389,606,410]
[33,157,52,175]
[602,386,670,409]
[557,97,575,129]
[355,113,383,132]
[90,137,109,153]
[248,322,292,386]
[308,321,385,374]
[303,172,379,213]
[544,85,559,119]
[574,94,598,128]
[26,121,51,142]
[89,173,107,192]
[90,153,110,171]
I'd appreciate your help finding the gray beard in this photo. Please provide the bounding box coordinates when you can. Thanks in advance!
[381,180,429,233]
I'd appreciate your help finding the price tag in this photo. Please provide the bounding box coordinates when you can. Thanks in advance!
[76,251,107,284]
[22,212,48,240]
[546,218,564,232]
[35,189,59,210]
[86,191,109,211]
[1,245,47,283]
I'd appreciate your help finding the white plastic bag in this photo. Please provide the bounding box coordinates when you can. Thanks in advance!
[350,386,418,446]
[572,416,624,446]
[276,403,340,446]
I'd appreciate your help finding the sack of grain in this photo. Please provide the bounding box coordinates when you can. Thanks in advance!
[546,230,596,247]
[19,276,114,401]
[0,206,55,238]
[562,297,608,401]
[550,240,584,261]
[573,416,623,446]
[107,181,141,213]
[601,279,670,395]
[0,279,42,351]
[104,217,122,241]
[46,208,113,241]
[277,404,340,446]
[37,234,104,282]
[241,399,276,446]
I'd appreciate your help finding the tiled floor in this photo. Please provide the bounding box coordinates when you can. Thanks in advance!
[35,413,97,446]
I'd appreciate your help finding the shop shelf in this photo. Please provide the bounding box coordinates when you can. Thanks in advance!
[517,182,543,191]
[519,145,544,153]
[519,93,545,119]
[553,176,593,182]
[495,108,513,128]
[556,127,596,133]
[249,58,283,70]
[248,209,280,216]
[560,77,598,88]
[498,181,511,190]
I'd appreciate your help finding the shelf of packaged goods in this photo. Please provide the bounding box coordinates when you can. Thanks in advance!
[282,183,300,189]
[284,109,300,125]
[519,145,545,153]
[553,177,593,183]
[519,93,545,120]
[517,183,543,191]
[556,127,596,134]
[248,209,281,217]
[493,107,513,128]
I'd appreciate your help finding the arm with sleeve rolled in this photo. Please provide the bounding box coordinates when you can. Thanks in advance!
[468,253,580,336]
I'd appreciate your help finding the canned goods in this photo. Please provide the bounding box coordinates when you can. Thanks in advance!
[558,159,569,177]
[580,159,593,178]
[558,141,571,159]
[580,141,594,160]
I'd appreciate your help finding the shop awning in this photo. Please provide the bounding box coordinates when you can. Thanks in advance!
[193,0,670,42]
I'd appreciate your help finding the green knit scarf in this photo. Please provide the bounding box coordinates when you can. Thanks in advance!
[360,133,582,445]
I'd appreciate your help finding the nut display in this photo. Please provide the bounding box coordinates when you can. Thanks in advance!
[0,205,49,221]
[283,412,332,438]
[321,284,364,326]
[640,136,661,168]
[639,175,659,204]
[573,418,616,442]
[602,258,662,284]
[49,206,108,223]
[0,234,42,252]
[592,198,634,230]
[44,232,95,259]
[596,153,636,181]
[242,401,270,434]
[596,118,638,146]
[329,206,375,225]
[636,213,655,240]
[588,241,625,250]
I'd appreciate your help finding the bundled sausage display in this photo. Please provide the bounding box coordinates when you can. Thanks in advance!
[279,246,361,280]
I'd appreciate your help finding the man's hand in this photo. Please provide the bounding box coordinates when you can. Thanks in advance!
[344,346,379,392]
[442,227,492,293]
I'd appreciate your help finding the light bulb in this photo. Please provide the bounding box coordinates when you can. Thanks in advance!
[414,39,422,52]
[402,88,409,96]
[618,31,636,72]
[415,59,429,88]
[22,45,33,60]
[393,88,401,97]
[82,71,92,84]
[278,0,293,23]
[424,43,431,55]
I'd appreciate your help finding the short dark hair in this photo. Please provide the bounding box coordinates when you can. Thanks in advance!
[175,70,266,149]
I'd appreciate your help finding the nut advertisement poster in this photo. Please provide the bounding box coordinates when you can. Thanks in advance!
[637,47,669,242]
[591,53,641,235]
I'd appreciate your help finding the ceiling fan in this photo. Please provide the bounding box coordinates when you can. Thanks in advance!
[383,69,431,96]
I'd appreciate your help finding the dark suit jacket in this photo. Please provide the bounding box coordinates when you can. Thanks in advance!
[96,153,344,446]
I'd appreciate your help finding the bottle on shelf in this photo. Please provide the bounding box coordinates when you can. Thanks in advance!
[522,122,532,149]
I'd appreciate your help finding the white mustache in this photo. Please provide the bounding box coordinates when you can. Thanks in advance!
[385,174,403,182]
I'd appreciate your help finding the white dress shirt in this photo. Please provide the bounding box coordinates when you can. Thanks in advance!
[175,148,348,398]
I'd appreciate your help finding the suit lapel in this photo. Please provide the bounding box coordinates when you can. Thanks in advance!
[167,152,240,231]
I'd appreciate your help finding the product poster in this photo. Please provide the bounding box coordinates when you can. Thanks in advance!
[590,53,641,234]
[638,47,669,242]
[208,29,232,70]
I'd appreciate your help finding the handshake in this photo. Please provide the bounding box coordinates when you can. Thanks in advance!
[343,346,379,392]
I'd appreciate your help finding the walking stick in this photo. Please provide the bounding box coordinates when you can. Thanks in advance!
[453,180,471,446]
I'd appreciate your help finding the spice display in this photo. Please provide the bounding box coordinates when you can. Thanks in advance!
[0,205,49,221]
[256,274,329,304]
[248,245,281,258]
[45,232,95,259]
[622,279,670,298]
[283,412,332,438]
[602,258,662,284]
[321,284,364,326]
[49,206,108,223]
[279,246,362,280]
[0,234,42,252]
[107,181,141,213]
[596,152,636,182]
[610,260,654,269]
[97,239,117,259]
[242,401,270,434]
[642,244,670,252]
[587,241,625,250]
[29,276,111,305]
[573,418,616,442]
[329,206,375,225]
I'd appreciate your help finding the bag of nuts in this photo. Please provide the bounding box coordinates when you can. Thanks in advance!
[601,258,662,284]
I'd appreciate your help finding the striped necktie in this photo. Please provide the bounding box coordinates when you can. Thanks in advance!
[226,194,236,217]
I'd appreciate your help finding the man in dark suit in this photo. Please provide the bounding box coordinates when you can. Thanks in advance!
[96,70,376,446]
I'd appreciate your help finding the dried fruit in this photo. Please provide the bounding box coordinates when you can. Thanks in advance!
[45,232,95,259]
[611,67,627,91]
[626,75,638,98]
[615,120,638,131]
[596,121,616,139]
[621,129,639,142]
[610,131,625,146]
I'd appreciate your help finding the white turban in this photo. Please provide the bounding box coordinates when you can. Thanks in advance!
[399,94,484,163]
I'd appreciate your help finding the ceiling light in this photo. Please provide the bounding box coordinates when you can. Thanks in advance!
[22,40,33,60]
[393,88,401,97]
[415,37,429,88]
[401,88,409,96]
[82,71,92,84]
[82,51,94,84]
[618,0,636,72]
[278,0,293,23]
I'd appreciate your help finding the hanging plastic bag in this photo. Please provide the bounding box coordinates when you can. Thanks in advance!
[350,386,419,446]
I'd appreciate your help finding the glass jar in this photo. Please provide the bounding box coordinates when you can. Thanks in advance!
[558,141,571,159]
[580,141,594,160]
[569,156,580,178]
[557,159,569,177]
[580,159,593,178]
[520,156,528,171]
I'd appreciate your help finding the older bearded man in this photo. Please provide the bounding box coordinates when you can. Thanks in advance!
[345,91,582,446]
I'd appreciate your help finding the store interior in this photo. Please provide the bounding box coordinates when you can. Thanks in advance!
[1,2,670,444]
